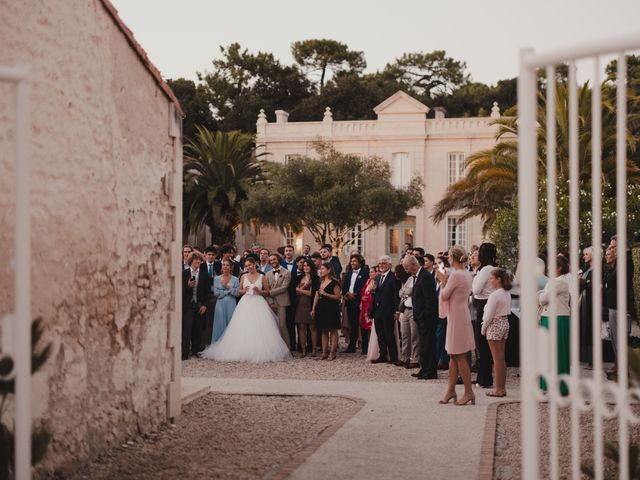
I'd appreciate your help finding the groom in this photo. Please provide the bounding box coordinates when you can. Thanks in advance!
[265,253,292,348]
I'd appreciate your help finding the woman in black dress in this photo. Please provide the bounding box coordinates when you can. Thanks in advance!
[311,263,342,360]
[295,258,319,357]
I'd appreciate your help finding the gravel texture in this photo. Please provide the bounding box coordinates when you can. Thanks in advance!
[494,402,640,479]
[49,393,356,480]
[183,351,523,385]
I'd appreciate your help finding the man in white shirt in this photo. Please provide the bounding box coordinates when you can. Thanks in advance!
[258,248,272,274]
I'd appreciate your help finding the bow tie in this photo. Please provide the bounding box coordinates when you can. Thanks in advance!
[273,269,281,273]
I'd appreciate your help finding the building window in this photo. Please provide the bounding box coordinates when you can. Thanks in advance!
[388,216,415,256]
[447,217,467,249]
[391,152,411,188]
[344,223,365,256]
[284,226,294,246]
[447,152,466,185]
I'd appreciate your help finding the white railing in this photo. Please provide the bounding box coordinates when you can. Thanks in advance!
[0,65,32,480]
[519,35,640,480]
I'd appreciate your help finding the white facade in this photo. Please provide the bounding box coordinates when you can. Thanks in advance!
[254,91,502,262]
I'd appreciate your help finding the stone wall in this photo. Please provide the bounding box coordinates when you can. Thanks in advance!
[0,0,181,473]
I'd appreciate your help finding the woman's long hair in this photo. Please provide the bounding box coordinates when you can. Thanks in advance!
[478,242,498,268]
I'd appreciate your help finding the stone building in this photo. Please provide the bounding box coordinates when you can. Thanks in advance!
[247,91,503,262]
[0,0,183,473]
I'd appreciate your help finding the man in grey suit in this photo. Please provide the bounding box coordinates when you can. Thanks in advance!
[265,253,292,348]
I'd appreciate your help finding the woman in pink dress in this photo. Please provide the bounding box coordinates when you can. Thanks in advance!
[436,245,476,406]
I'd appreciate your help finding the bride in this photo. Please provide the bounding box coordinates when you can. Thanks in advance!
[200,256,291,363]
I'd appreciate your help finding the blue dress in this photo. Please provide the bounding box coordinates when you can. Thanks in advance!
[212,275,239,342]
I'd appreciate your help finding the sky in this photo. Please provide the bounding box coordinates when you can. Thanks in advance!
[111,0,640,86]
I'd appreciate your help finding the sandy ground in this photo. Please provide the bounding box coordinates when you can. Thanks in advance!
[494,402,640,479]
[48,393,356,480]
[183,352,523,386]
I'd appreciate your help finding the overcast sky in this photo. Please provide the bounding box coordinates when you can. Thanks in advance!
[111,0,640,86]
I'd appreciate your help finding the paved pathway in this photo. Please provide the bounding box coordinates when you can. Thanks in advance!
[183,375,519,480]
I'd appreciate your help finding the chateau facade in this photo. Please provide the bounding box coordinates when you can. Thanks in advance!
[248,91,503,262]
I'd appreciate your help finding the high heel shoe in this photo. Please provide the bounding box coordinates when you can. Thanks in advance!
[328,352,336,361]
[438,392,457,404]
[321,352,329,360]
[300,350,307,358]
[486,390,506,397]
[456,393,476,406]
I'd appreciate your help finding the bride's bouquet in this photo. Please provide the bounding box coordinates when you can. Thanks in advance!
[246,285,255,296]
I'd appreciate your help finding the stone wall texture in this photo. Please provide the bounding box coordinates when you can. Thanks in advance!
[0,0,180,473]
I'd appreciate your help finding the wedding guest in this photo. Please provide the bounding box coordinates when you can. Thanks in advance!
[265,253,292,348]
[251,243,261,256]
[370,255,401,365]
[182,251,210,359]
[291,255,307,351]
[361,266,379,356]
[342,254,369,353]
[423,254,436,275]
[212,258,240,342]
[183,244,193,270]
[399,260,420,368]
[281,245,297,274]
[481,268,513,397]
[295,259,319,356]
[320,244,342,278]
[279,245,298,350]
[603,236,636,378]
[215,244,241,277]
[436,246,475,405]
[579,246,595,365]
[311,252,323,272]
[202,246,218,346]
[303,244,312,257]
[539,254,571,395]
[434,255,450,370]
[472,242,498,388]
[404,254,439,379]
[312,263,342,360]
[258,248,272,274]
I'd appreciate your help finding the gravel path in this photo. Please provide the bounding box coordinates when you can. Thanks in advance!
[183,353,523,385]
[50,393,356,480]
[494,402,640,479]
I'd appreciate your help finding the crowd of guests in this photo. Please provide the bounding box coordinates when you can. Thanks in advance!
[181,235,636,403]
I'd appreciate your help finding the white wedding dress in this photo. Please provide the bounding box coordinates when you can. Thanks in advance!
[200,274,291,363]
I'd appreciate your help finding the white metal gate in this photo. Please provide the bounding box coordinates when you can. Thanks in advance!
[519,35,640,480]
[1,65,32,479]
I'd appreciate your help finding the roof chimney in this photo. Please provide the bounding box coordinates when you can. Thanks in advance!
[434,107,446,119]
[275,110,289,123]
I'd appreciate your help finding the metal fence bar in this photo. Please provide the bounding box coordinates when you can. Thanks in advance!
[568,61,582,480]
[616,53,629,480]
[519,47,540,480]
[546,64,560,480]
[522,33,640,69]
[591,56,605,480]
[12,70,32,480]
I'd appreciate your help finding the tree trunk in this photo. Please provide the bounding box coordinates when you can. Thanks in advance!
[209,224,236,246]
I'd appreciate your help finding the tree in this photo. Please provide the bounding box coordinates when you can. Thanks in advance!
[291,71,406,121]
[166,78,217,141]
[291,39,366,93]
[384,50,470,100]
[183,127,265,244]
[199,43,312,132]
[245,141,424,252]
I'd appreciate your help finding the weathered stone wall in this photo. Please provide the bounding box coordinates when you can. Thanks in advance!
[0,0,179,473]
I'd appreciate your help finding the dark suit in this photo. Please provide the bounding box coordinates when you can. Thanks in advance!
[370,270,400,361]
[281,259,298,349]
[202,262,216,346]
[182,268,211,359]
[329,256,342,278]
[342,266,370,351]
[412,267,439,377]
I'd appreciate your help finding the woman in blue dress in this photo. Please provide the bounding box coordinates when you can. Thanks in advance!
[212,258,240,342]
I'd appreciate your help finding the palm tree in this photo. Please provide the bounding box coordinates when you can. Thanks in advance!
[183,127,265,244]
[432,81,640,232]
